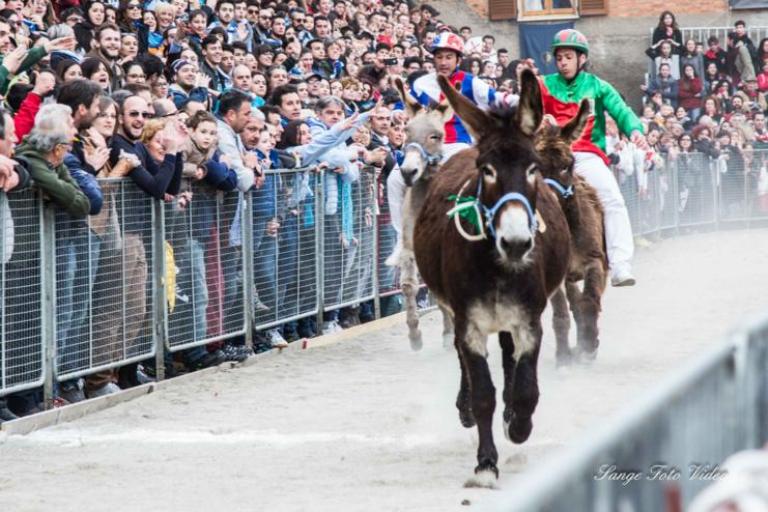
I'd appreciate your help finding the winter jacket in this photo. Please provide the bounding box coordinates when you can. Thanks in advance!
[13,92,43,143]
[14,141,90,218]
[541,71,645,165]
[677,77,703,111]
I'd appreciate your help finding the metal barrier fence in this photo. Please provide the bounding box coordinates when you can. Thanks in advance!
[617,149,768,242]
[0,189,44,396]
[495,316,768,512]
[2,154,766,402]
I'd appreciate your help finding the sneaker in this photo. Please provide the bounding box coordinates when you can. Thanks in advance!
[0,402,18,422]
[322,320,343,335]
[265,329,288,348]
[59,379,86,404]
[188,350,226,371]
[86,382,122,399]
[136,365,157,384]
[222,344,250,363]
[611,267,636,287]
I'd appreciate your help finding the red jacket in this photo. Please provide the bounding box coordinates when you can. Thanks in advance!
[678,77,703,111]
[14,92,42,143]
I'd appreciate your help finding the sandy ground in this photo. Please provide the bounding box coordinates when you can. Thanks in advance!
[1,230,767,512]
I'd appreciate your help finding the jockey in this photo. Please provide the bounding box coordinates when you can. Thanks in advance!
[539,29,645,287]
[410,31,515,160]
[385,31,514,265]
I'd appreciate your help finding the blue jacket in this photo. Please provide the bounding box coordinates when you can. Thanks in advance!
[64,153,103,215]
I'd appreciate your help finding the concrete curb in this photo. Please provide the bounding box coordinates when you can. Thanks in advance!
[0,312,410,437]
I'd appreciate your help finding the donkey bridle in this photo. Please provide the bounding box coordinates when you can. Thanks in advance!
[475,164,539,240]
[404,142,442,167]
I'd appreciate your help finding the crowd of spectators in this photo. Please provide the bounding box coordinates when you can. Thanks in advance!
[638,11,768,222]
[0,0,524,423]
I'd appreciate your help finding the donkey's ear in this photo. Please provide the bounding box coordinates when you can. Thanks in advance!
[437,74,486,139]
[516,69,543,137]
[393,77,421,118]
[561,98,591,144]
[435,99,455,125]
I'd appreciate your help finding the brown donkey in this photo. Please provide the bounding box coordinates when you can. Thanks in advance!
[535,115,609,365]
[392,78,454,350]
[414,71,572,484]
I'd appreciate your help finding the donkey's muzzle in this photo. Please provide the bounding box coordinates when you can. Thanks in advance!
[499,237,532,261]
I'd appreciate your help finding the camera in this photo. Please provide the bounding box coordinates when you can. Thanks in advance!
[384,58,398,66]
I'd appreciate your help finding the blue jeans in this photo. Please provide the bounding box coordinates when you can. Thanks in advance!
[253,217,278,324]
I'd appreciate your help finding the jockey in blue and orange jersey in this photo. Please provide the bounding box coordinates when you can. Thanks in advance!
[385,31,515,265]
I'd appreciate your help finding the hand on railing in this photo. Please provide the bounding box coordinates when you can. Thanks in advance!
[85,146,110,172]
[176,191,193,210]
[0,155,19,192]
[266,218,280,237]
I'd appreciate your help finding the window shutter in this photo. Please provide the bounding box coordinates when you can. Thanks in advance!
[580,0,607,16]
[488,0,517,20]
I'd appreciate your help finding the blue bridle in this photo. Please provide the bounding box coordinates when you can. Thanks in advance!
[475,173,538,240]
[543,178,574,199]
[404,142,442,167]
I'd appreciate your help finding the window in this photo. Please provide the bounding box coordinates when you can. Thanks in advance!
[521,0,578,19]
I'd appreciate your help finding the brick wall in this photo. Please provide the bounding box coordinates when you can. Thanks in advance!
[468,0,729,19]
[467,0,488,18]
[607,0,728,16]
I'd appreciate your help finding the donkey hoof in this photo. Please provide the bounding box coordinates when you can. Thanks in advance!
[409,330,423,351]
[506,415,533,444]
[464,464,499,488]
[573,346,598,364]
[555,348,573,368]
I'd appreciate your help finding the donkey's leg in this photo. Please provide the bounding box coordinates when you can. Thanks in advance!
[400,249,422,351]
[574,259,607,361]
[458,318,498,481]
[454,335,475,428]
[440,303,455,350]
[550,286,572,367]
[505,320,542,444]
[499,331,519,443]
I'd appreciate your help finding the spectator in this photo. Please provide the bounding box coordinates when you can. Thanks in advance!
[704,36,728,76]
[88,23,123,91]
[650,11,682,55]
[680,38,704,81]
[726,31,756,84]
[215,89,259,192]
[678,64,703,121]
[644,62,678,107]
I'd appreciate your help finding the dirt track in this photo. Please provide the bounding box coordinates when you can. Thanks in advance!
[1,230,767,512]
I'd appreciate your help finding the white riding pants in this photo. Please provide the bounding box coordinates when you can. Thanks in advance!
[573,152,634,272]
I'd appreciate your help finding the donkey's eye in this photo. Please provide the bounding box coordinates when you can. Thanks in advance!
[526,163,538,177]
[429,134,441,141]
[481,164,497,180]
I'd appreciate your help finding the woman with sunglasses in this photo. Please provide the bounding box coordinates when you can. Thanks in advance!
[118,0,143,33]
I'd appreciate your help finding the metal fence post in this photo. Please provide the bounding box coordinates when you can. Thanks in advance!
[152,198,167,381]
[40,199,57,409]
[242,190,255,351]
[372,168,381,320]
[315,169,325,332]
[712,157,721,231]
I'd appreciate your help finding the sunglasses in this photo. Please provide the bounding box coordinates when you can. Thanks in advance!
[127,3,141,8]
[127,111,153,119]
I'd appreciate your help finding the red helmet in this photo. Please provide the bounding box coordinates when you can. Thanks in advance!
[430,32,464,55]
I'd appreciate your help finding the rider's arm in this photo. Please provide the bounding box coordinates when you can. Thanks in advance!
[600,78,645,138]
